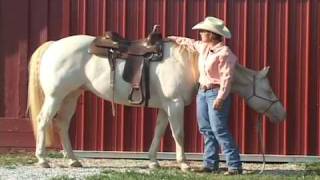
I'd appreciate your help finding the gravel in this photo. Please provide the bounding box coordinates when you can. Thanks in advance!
[0,158,305,180]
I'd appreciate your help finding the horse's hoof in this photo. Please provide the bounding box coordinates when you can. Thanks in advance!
[180,162,191,172]
[69,160,83,167]
[37,161,50,168]
[148,162,160,169]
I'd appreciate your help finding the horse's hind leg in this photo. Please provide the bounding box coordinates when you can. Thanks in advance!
[36,96,62,168]
[166,99,190,171]
[55,90,82,167]
[148,109,169,169]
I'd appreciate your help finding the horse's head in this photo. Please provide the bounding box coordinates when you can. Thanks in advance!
[246,67,286,122]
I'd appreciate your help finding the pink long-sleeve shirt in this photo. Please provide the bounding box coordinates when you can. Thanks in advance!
[169,36,237,100]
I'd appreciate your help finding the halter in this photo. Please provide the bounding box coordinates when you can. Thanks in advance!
[246,75,280,114]
[245,74,280,174]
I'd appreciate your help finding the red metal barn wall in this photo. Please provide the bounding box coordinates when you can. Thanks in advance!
[0,0,319,156]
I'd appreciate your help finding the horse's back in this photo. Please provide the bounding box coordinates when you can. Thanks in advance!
[45,35,95,56]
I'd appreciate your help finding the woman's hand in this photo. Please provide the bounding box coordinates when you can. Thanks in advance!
[167,36,177,41]
[213,98,224,110]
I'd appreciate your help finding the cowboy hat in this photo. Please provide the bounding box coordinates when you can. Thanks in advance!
[192,17,231,39]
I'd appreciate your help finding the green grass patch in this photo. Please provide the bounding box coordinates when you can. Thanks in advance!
[50,175,75,180]
[0,152,37,166]
[85,168,318,180]
[47,151,64,158]
[0,150,62,167]
[305,162,320,175]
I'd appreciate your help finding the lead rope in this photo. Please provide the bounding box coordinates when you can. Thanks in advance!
[257,114,265,174]
[247,75,277,174]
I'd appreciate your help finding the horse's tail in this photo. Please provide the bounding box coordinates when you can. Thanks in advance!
[28,41,55,147]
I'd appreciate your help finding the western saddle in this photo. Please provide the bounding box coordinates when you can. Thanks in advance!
[88,25,164,106]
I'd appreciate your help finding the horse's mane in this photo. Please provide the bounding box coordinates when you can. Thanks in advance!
[169,42,198,65]
[168,42,199,82]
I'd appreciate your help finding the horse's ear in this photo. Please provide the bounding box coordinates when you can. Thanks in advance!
[259,66,270,77]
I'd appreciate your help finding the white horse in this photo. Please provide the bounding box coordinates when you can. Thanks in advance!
[28,35,286,170]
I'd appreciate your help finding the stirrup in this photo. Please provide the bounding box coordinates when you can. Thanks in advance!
[128,87,144,105]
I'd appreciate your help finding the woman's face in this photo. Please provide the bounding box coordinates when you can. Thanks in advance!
[199,30,214,42]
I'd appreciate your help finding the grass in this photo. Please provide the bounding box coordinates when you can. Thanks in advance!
[82,168,319,180]
[0,150,63,167]
[305,162,320,176]
[47,151,64,158]
[0,152,36,166]
[50,175,76,180]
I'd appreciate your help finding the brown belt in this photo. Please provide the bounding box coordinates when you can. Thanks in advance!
[199,84,220,91]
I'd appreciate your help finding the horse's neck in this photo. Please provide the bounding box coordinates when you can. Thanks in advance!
[231,64,256,98]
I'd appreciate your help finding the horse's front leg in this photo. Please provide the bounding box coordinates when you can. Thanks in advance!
[166,98,190,171]
[148,109,169,169]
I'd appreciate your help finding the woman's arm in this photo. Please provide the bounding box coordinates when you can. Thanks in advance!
[216,52,237,101]
[167,36,202,52]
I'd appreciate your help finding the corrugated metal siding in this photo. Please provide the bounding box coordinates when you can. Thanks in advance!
[0,0,319,156]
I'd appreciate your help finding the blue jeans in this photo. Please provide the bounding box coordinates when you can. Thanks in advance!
[196,88,242,170]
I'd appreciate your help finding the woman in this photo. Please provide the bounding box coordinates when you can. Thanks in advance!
[169,17,242,175]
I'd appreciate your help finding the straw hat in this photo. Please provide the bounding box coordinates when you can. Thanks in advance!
[192,17,231,39]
